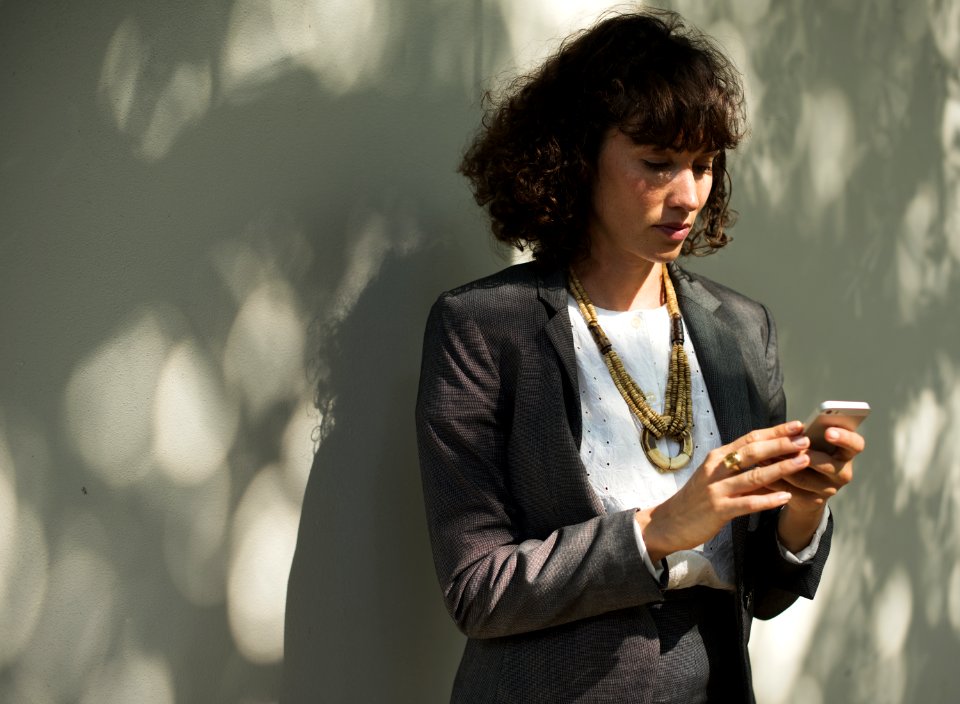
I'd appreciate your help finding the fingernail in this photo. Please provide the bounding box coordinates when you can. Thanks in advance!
[777,492,792,502]
[792,455,808,466]
[791,436,810,448]
[826,428,839,440]
[788,421,803,432]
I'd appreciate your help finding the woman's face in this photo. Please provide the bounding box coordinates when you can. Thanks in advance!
[587,128,716,268]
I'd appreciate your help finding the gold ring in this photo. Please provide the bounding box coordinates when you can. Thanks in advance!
[722,451,743,472]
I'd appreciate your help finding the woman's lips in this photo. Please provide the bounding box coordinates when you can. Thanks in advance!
[654,222,691,241]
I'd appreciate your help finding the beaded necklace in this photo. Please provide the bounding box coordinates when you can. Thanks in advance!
[568,266,693,472]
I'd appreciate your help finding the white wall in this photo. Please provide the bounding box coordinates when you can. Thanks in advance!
[1,1,958,702]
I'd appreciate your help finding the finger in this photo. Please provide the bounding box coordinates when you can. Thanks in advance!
[805,463,854,490]
[727,421,804,453]
[748,481,825,509]
[780,469,841,497]
[723,453,810,493]
[757,479,793,494]
[730,435,810,471]
[722,490,793,519]
[820,428,865,462]
[801,449,855,485]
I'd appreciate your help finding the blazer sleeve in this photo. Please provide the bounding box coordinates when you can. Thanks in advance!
[416,293,664,639]
[748,302,833,620]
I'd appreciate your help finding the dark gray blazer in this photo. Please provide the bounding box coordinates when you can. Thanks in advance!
[416,262,831,703]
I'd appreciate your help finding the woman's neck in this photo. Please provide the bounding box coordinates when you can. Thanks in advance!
[573,258,666,311]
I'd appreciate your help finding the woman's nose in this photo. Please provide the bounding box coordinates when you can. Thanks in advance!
[666,169,701,212]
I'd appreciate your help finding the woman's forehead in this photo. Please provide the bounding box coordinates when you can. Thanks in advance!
[613,129,721,156]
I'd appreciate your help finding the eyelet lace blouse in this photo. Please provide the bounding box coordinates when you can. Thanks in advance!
[568,296,826,590]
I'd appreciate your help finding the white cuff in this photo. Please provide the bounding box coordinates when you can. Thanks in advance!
[777,506,831,564]
[632,517,666,582]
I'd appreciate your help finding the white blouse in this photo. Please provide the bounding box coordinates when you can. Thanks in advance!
[568,296,826,591]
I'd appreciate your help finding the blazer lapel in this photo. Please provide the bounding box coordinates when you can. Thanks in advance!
[538,268,578,389]
[671,265,752,444]
[671,265,757,576]
[535,267,601,514]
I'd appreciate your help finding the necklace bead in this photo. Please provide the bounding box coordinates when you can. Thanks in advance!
[568,266,694,472]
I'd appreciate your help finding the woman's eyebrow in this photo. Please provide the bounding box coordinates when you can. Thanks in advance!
[643,147,721,158]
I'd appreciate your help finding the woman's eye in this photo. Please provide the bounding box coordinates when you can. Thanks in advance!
[694,163,714,175]
[641,160,671,172]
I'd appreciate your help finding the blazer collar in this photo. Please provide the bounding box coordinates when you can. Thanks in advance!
[537,267,580,395]
[535,265,569,314]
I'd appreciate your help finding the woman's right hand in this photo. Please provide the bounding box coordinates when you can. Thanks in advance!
[634,420,811,563]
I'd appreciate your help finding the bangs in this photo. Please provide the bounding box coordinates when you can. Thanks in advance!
[612,35,745,152]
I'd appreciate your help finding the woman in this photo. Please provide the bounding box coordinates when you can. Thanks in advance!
[416,9,863,703]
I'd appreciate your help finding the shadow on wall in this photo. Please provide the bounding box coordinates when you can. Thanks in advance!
[3,0,960,703]
[1,0,512,702]
[286,2,960,703]
[284,247,469,703]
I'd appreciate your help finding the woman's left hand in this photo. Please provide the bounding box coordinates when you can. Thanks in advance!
[773,426,865,552]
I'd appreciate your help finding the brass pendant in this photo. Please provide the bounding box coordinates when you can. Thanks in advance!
[641,427,693,472]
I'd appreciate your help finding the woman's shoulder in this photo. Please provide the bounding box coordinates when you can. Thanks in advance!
[435,261,560,315]
[671,262,775,322]
[424,261,563,351]
[445,260,548,294]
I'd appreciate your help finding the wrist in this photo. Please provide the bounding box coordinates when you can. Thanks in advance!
[635,507,669,563]
[777,503,825,553]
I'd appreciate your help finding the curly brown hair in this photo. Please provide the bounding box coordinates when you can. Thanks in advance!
[460,9,746,267]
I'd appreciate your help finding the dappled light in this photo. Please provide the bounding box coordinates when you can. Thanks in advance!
[228,466,300,665]
[222,0,389,99]
[929,0,960,64]
[99,17,143,132]
[324,214,392,327]
[4,0,960,702]
[154,342,238,486]
[942,91,960,259]
[79,645,175,704]
[706,20,759,124]
[269,0,387,94]
[0,414,17,620]
[17,542,117,702]
[63,313,171,487]
[895,182,948,320]
[139,61,213,162]
[0,417,48,671]
[677,1,960,702]
[491,0,612,74]
[748,588,824,704]
[0,505,48,671]
[724,0,772,26]
[889,359,960,648]
[872,568,913,660]
[802,89,856,211]
[219,0,290,96]
[223,281,306,422]
[949,563,960,634]
[893,385,944,512]
[100,16,213,162]
[162,469,231,606]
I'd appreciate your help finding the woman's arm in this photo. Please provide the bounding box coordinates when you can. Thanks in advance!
[747,303,862,619]
[416,293,664,639]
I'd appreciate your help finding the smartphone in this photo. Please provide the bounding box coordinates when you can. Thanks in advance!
[803,401,871,453]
